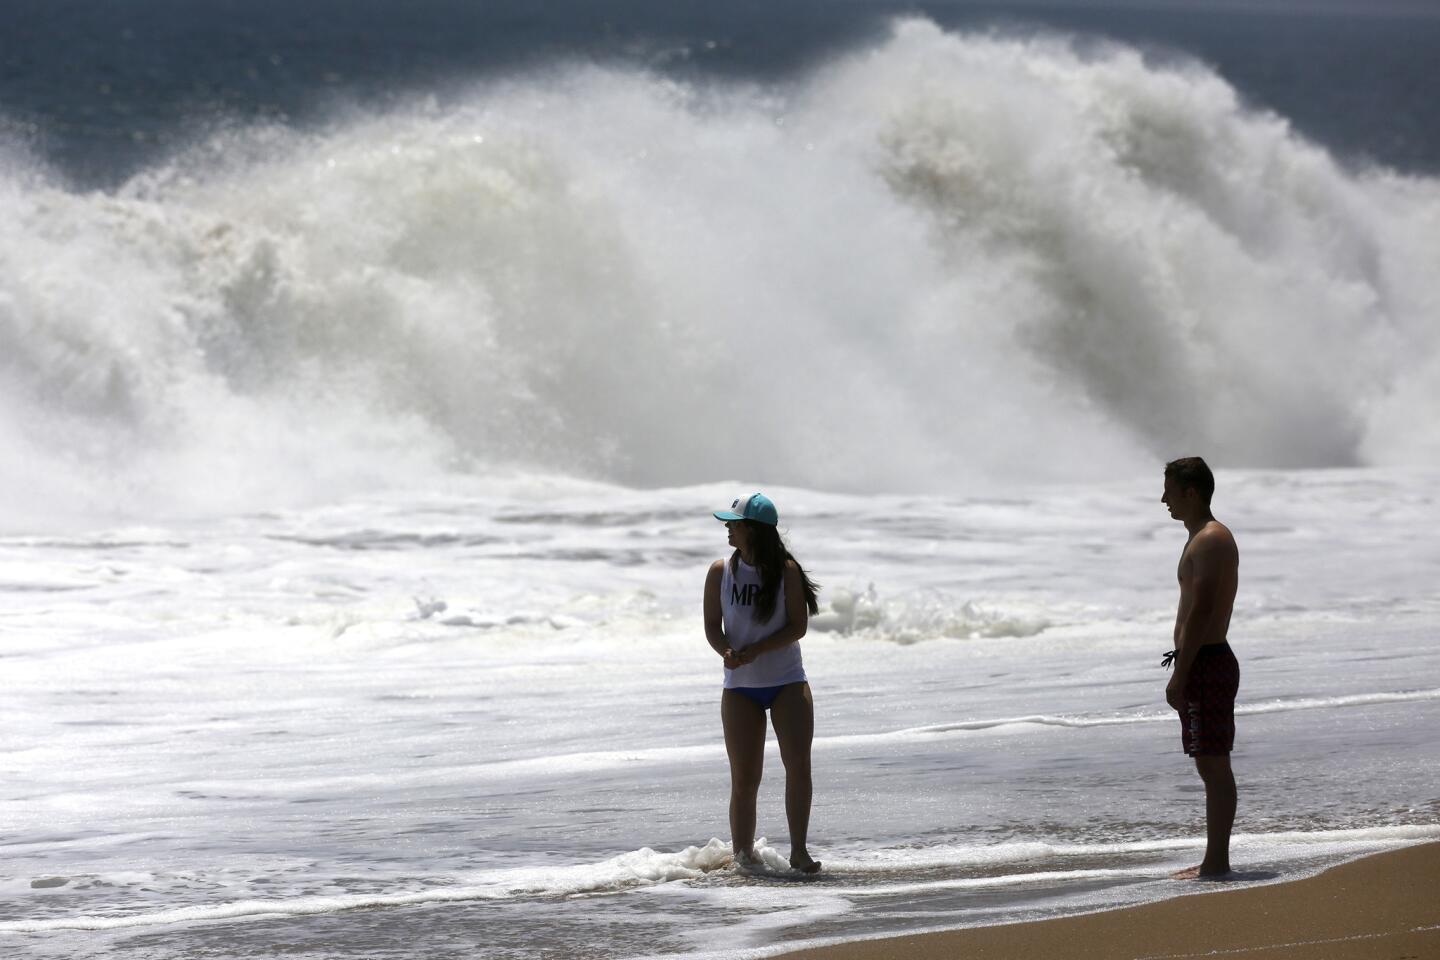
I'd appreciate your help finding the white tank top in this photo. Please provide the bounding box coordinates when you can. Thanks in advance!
[721,558,807,689]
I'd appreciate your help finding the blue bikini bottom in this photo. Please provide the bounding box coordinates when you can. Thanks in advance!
[730,684,791,709]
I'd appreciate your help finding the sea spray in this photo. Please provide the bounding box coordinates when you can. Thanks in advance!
[3,19,1438,525]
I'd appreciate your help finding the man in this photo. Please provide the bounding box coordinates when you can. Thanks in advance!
[1161,456,1240,880]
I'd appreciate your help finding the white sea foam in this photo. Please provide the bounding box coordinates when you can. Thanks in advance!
[811,586,1051,641]
[2,19,1439,526]
[1,840,738,932]
[823,824,1440,873]
[8,826,1435,935]
[865,687,1440,738]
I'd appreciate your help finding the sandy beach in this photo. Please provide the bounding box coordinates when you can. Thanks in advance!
[782,842,1440,960]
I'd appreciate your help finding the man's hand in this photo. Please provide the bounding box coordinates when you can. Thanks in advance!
[1166,672,1186,711]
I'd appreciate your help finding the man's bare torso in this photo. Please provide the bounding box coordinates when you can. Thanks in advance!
[1174,520,1239,649]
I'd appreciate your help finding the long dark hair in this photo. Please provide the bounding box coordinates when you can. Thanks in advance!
[730,520,820,623]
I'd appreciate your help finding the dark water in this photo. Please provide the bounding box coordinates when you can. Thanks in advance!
[3,0,1438,188]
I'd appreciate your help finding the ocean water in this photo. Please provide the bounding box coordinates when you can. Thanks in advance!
[3,2,1440,958]
[5,14,1440,521]
[3,473,1439,959]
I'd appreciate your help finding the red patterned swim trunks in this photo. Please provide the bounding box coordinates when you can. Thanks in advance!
[1180,643,1240,757]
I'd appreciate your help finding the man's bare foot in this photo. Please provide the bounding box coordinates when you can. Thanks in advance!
[790,852,822,875]
[1171,864,1231,880]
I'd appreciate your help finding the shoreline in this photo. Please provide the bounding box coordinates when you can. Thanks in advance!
[777,842,1440,960]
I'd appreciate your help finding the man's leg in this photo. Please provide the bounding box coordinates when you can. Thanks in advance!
[1174,647,1239,880]
[1195,754,1236,876]
[770,682,819,873]
[721,690,766,863]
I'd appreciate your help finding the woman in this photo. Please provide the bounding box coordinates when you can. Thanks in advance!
[704,492,822,874]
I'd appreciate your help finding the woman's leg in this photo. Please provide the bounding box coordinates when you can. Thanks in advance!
[770,682,819,872]
[721,689,767,861]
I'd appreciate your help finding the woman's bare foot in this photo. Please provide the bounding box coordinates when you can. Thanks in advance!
[1171,864,1231,880]
[790,851,822,874]
[735,849,762,871]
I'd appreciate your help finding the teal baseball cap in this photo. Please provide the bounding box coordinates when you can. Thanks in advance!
[713,492,779,526]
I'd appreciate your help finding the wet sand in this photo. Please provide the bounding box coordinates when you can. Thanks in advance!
[781,842,1440,960]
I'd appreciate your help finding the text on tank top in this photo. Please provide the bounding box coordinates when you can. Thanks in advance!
[720,557,807,689]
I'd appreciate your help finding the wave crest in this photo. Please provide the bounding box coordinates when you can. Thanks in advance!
[3,19,1438,523]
